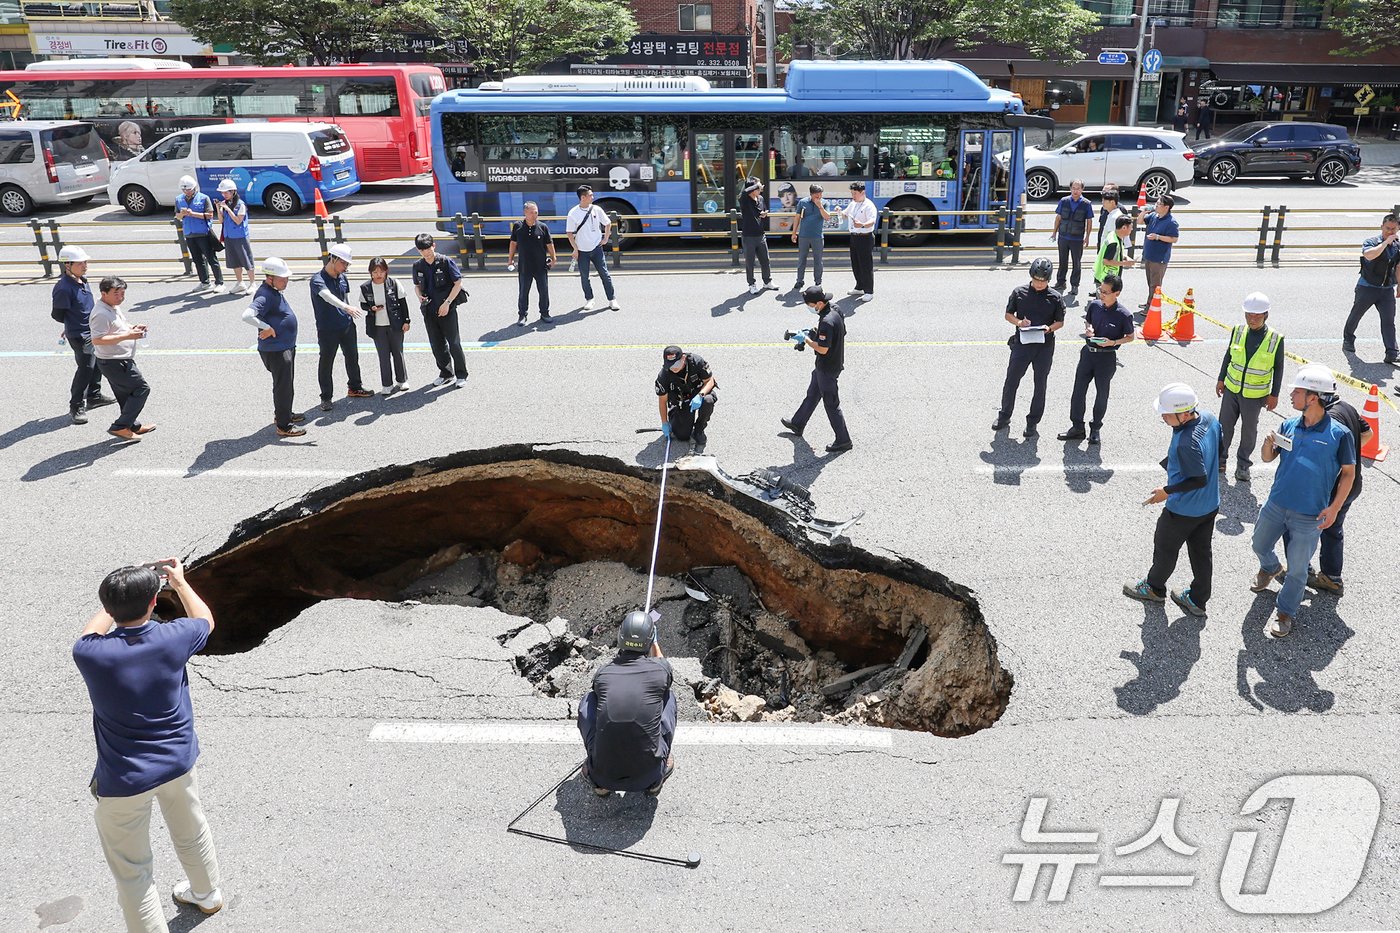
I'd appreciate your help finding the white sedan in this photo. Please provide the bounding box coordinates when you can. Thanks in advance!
[1009,125,1196,201]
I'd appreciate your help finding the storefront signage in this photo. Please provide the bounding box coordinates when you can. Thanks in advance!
[31,32,210,56]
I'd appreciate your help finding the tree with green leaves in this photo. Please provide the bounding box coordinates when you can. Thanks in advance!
[169,0,413,64]
[781,0,1099,64]
[1329,0,1400,56]
[403,0,637,80]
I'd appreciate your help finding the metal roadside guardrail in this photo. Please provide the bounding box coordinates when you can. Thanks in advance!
[4,203,1396,282]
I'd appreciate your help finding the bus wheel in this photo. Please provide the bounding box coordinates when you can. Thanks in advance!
[118,185,156,216]
[886,196,935,247]
[264,185,303,216]
[595,199,641,250]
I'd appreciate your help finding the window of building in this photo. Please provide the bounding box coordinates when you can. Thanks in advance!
[1216,0,1288,28]
[679,3,712,31]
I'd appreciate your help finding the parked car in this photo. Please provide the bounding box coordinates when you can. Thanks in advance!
[1191,121,1361,186]
[0,120,111,216]
[1015,125,1195,201]
[108,122,360,216]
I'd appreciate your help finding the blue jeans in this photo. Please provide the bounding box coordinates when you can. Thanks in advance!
[577,246,614,302]
[1252,500,1322,617]
[1283,496,1354,581]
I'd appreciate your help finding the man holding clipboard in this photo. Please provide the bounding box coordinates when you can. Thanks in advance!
[992,258,1065,438]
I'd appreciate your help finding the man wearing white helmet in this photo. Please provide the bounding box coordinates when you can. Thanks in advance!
[1251,363,1356,638]
[241,258,305,437]
[51,245,116,424]
[1124,383,1221,618]
[309,243,369,412]
[174,176,223,295]
[1216,292,1285,482]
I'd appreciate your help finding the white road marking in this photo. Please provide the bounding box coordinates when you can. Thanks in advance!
[976,464,1164,475]
[368,721,894,747]
[112,468,355,479]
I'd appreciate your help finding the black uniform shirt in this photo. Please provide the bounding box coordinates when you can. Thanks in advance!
[588,654,674,788]
[412,255,464,309]
[655,353,716,407]
[510,220,553,267]
[1326,399,1364,500]
[739,194,767,236]
[814,308,846,373]
[1082,298,1135,348]
[1005,284,1066,346]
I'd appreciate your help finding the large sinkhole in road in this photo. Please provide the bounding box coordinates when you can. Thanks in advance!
[172,446,1011,736]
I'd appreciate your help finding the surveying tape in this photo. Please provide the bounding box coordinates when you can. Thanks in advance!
[1158,291,1400,413]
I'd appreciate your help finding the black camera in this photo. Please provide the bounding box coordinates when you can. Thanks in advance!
[783,330,807,351]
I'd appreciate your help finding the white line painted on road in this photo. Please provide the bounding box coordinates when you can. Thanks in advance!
[975,463,1274,476]
[113,468,355,479]
[368,721,894,747]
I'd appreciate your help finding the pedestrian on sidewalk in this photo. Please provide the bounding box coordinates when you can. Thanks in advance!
[241,257,305,437]
[1251,364,1356,639]
[566,184,619,311]
[993,257,1066,438]
[1124,383,1221,618]
[359,257,410,395]
[1194,101,1215,140]
[1172,104,1189,134]
[738,177,773,294]
[1341,212,1399,364]
[1052,179,1094,306]
[506,201,556,324]
[51,245,116,425]
[781,287,853,453]
[310,243,370,412]
[1216,292,1284,482]
[1140,194,1179,309]
[73,559,225,932]
[1057,272,1135,445]
[88,276,154,442]
[791,183,831,291]
[842,181,877,300]
[411,233,469,387]
[174,176,223,295]
[214,179,253,295]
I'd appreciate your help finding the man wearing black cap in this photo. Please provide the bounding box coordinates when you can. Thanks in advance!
[782,287,852,453]
[656,345,717,451]
[738,177,773,294]
[993,257,1066,437]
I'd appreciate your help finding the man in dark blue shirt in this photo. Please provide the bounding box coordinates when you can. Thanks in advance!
[242,257,306,436]
[73,558,225,926]
[1124,383,1221,617]
[506,201,557,325]
[411,233,469,387]
[1140,195,1180,309]
[52,245,115,424]
[1342,212,1400,364]
[1058,273,1136,444]
[993,258,1066,437]
[782,287,852,452]
[1051,179,1094,305]
[310,243,370,411]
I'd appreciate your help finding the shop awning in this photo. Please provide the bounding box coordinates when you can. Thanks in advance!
[1209,63,1400,84]
[1164,56,1210,70]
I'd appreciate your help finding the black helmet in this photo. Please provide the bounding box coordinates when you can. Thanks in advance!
[618,610,655,653]
[1029,258,1054,281]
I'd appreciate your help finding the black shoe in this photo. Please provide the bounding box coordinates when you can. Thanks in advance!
[692,429,707,446]
[1023,424,1038,438]
[515,315,527,327]
[991,419,1009,431]
[826,441,853,453]
[1056,426,1086,441]
[539,313,553,323]
[86,393,116,408]
[1386,356,1400,366]
[1088,430,1101,445]
[70,406,88,425]
[319,400,333,412]
[644,761,675,798]
[289,413,306,424]
[780,418,803,436]
[1341,339,1356,353]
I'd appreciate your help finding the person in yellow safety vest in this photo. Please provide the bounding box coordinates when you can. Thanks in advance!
[904,146,921,177]
[935,147,957,179]
[1215,292,1285,482]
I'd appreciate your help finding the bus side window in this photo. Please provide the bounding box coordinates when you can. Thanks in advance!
[877,118,950,181]
[647,118,682,179]
[480,114,560,162]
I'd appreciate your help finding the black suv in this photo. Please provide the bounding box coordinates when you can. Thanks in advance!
[1192,122,1361,186]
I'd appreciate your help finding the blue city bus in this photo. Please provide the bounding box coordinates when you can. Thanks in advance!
[430,60,1049,246]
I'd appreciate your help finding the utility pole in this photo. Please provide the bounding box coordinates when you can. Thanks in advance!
[1127,0,1150,126]
[764,0,777,87]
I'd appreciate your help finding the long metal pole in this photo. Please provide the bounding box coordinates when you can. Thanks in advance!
[1127,0,1150,126]
[764,0,777,87]
[642,434,673,615]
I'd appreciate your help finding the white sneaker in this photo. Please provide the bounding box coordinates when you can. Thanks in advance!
[209,284,226,295]
[848,289,864,297]
[582,299,595,311]
[172,879,223,915]
[859,293,873,302]
[432,375,453,387]
[608,299,620,311]
[748,284,761,295]
[454,378,469,388]
[378,386,394,396]
[396,381,410,392]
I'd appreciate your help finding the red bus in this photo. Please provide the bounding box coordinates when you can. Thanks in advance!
[0,64,444,182]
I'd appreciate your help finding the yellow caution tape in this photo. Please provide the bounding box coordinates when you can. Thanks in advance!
[1157,289,1399,413]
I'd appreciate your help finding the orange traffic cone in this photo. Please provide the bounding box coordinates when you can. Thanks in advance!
[1140,286,1164,340]
[1361,383,1388,462]
[1169,287,1199,341]
[313,188,329,219]
[1136,185,1148,211]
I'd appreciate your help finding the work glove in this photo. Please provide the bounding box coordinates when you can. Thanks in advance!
[792,331,808,349]
[689,395,703,413]
[662,421,672,438]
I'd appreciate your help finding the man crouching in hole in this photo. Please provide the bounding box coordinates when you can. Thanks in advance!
[577,611,677,797]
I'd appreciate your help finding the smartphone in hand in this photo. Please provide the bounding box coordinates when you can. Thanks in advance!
[141,559,176,587]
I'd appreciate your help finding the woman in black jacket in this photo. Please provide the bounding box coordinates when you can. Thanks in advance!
[360,257,411,394]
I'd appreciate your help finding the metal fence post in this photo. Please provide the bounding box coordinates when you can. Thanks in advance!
[172,219,193,275]
[879,207,891,264]
[1011,205,1025,265]
[1255,206,1272,267]
[313,215,328,263]
[608,210,622,269]
[30,218,53,277]
[1270,204,1287,268]
[331,214,345,244]
[994,206,1007,264]
[727,209,740,267]
[469,212,485,271]
[45,218,62,261]
[453,212,469,261]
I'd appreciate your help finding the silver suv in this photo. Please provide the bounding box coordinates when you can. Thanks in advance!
[0,120,111,216]
[1018,126,1196,201]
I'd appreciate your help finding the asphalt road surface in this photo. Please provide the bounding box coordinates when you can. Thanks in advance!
[2,179,1399,931]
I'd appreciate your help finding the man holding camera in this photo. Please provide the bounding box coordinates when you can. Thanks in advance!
[88,276,154,442]
[781,286,852,453]
[73,558,224,931]
[411,233,469,388]
[656,345,717,451]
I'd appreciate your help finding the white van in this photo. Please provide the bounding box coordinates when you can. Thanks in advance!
[108,121,360,216]
[0,120,111,216]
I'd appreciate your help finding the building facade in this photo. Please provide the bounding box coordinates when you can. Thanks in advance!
[6,0,222,69]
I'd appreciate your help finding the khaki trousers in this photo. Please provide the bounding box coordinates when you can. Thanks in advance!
[94,766,220,933]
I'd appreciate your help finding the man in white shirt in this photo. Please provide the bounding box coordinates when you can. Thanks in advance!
[816,150,839,176]
[841,182,878,300]
[565,184,619,312]
[87,276,154,442]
